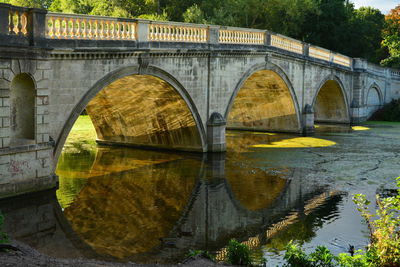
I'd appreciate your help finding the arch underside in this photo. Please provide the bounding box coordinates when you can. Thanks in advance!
[366,87,381,118]
[227,70,300,133]
[85,75,203,152]
[314,80,349,123]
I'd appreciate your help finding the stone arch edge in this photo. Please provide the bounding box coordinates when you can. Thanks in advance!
[53,64,207,167]
[223,62,303,133]
[311,74,351,123]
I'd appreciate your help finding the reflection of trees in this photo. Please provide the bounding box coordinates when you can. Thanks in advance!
[263,192,344,251]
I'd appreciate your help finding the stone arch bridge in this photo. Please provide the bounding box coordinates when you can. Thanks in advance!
[0,3,399,197]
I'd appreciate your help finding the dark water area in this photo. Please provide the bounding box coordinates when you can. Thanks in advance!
[2,123,400,265]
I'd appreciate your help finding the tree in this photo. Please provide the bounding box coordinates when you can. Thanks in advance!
[348,7,386,63]
[381,5,400,68]
[0,0,52,8]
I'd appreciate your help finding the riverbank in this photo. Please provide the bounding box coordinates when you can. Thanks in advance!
[0,239,222,267]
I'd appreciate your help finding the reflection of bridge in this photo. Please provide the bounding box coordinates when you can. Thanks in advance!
[0,152,343,263]
[0,3,400,197]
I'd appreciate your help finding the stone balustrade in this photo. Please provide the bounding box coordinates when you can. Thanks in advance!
[7,5,29,36]
[392,70,400,77]
[271,34,303,54]
[309,46,331,62]
[333,53,351,68]
[148,22,207,43]
[2,3,399,72]
[218,29,264,44]
[46,13,137,40]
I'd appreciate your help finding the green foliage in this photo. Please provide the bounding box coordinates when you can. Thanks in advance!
[335,250,368,267]
[283,242,369,267]
[187,249,215,261]
[138,10,168,21]
[353,177,400,267]
[183,4,204,24]
[381,5,400,67]
[284,241,313,267]
[0,211,9,244]
[226,239,252,266]
[0,0,51,8]
[370,99,400,122]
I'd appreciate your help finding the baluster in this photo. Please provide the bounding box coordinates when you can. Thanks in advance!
[55,17,61,38]
[161,25,166,41]
[63,17,69,38]
[176,27,181,41]
[199,28,203,42]
[196,28,200,42]
[130,23,135,40]
[98,20,103,39]
[182,27,186,42]
[91,20,97,39]
[8,11,15,34]
[105,21,109,39]
[46,17,53,37]
[193,28,197,42]
[154,25,159,40]
[108,22,112,39]
[126,23,130,40]
[86,19,91,38]
[190,28,195,42]
[116,22,121,39]
[94,20,99,39]
[20,12,28,35]
[15,11,23,35]
[51,17,57,38]
[68,18,74,38]
[166,25,170,41]
[75,18,81,39]
[121,22,126,39]
[148,24,153,40]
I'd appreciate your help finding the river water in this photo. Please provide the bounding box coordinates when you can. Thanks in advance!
[1,119,400,265]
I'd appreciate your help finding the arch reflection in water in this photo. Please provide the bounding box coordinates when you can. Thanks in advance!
[51,141,345,264]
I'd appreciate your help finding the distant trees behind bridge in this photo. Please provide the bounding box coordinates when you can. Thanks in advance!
[1,0,399,67]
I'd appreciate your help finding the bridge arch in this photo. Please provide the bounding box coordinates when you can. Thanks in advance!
[225,63,302,133]
[313,75,350,123]
[366,82,383,119]
[54,65,207,164]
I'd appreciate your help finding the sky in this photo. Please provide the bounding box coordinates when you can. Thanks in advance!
[351,0,398,14]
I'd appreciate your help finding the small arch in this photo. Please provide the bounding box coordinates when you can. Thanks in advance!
[10,73,36,146]
[225,63,302,133]
[366,83,383,119]
[313,76,350,123]
[54,65,206,165]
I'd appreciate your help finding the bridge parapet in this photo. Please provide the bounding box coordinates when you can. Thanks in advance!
[46,12,137,41]
[0,3,355,69]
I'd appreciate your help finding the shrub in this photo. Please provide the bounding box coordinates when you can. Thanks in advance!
[353,177,400,267]
[226,239,252,266]
[370,99,400,122]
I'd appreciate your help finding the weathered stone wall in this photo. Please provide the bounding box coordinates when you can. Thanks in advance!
[0,57,54,198]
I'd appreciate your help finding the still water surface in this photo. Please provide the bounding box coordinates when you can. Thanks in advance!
[2,119,400,265]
